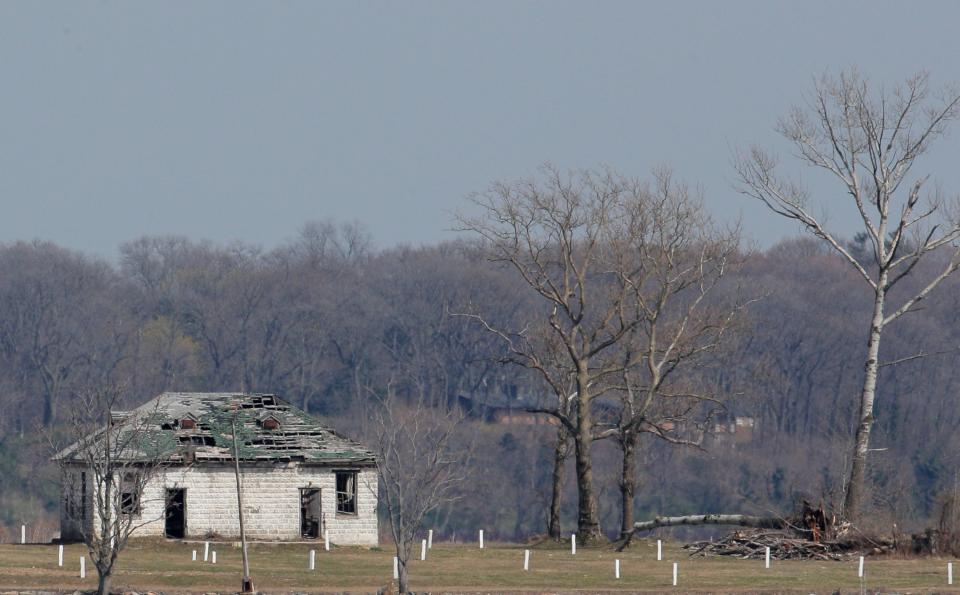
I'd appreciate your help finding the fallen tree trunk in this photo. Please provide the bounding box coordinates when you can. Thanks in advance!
[617,514,789,551]
[617,502,836,551]
[632,514,787,532]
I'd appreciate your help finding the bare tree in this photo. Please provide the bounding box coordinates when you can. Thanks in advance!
[597,171,744,539]
[459,165,739,542]
[52,385,177,595]
[735,70,960,520]
[369,381,470,594]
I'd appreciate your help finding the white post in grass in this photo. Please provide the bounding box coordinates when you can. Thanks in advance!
[672,562,678,586]
[523,549,530,571]
[309,549,316,570]
[615,559,620,579]
[192,549,197,562]
[421,539,427,561]
[204,541,209,562]
[212,551,217,564]
[58,544,64,567]
[325,529,330,551]
[948,561,953,585]
[80,556,86,579]
[428,529,433,549]
[479,529,484,549]
[657,539,662,561]
[765,546,770,569]
[571,534,576,555]
[393,556,399,579]
[858,555,864,578]
[21,524,25,544]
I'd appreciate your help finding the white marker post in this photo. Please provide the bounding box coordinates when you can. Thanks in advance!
[657,539,662,561]
[571,534,576,555]
[949,561,954,585]
[393,556,399,579]
[310,549,316,571]
[523,549,530,571]
[672,562,678,586]
[58,544,64,567]
[21,524,25,544]
[192,549,197,561]
[421,539,427,561]
[212,550,217,564]
[765,546,770,569]
[428,529,433,549]
[204,541,209,562]
[80,556,86,579]
[325,529,330,551]
[479,529,484,549]
[615,559,621,579]
[858,555,864,578]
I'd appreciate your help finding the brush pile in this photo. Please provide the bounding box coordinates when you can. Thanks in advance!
[677,500,891,560]
[683,529,847,561]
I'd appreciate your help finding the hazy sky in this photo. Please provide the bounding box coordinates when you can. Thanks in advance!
[2,1,959,257]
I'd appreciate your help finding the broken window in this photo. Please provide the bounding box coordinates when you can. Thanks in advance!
[120,473,141,516]
[335,471,357,514]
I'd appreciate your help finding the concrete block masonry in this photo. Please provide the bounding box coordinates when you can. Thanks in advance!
[61,465,378,545]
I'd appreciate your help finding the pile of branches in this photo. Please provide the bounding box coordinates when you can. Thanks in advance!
[626,500,897,559]
[683,529,847,561]
[628,499,957,560]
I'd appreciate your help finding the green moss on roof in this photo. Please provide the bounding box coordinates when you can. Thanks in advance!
[62,392,374,465]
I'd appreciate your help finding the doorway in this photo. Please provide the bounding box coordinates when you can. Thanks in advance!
[300,488,322,538]
[165,489,186,538]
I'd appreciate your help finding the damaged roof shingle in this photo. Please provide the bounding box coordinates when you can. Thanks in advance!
[60,392,374,466]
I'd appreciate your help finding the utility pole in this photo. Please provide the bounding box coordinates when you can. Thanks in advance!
[231,407,254,593]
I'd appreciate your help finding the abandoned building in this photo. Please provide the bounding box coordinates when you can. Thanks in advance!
[56,392,378,545]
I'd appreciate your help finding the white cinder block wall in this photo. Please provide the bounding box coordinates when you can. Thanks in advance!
[84,465,378,545]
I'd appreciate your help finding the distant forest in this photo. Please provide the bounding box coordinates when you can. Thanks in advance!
[1,222,959,542]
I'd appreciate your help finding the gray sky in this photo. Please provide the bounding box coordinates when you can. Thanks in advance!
[2,1,959,256]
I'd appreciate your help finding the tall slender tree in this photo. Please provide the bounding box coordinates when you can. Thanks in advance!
[735,70,960,520]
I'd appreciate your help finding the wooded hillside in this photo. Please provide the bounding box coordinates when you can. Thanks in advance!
[1,226,958,542]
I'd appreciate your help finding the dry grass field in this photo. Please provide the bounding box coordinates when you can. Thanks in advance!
[0,538,956,593]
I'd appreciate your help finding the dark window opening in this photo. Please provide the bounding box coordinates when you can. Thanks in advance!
[335,471,357,515]
[300,488,321,538]
[120,491,139,515]
[80,471,87,521]
[165,489,186,538]
[120,473,141,516]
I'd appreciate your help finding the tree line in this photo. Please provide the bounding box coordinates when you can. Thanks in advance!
[1,226,958,541]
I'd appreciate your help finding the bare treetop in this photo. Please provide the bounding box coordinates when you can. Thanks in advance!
[737,70,960,294]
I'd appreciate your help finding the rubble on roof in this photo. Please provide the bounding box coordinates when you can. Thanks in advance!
[60,392,375,466]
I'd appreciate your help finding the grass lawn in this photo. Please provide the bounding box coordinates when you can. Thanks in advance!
[0,538,956,593]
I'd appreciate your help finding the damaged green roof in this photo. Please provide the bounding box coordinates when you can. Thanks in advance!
[60,392,375,466]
